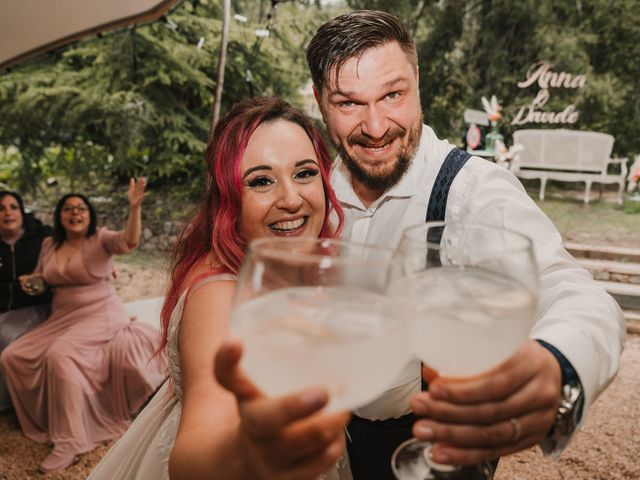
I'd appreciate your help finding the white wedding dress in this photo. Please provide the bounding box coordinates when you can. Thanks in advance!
[88,273,349,480]
[87,275,234,480]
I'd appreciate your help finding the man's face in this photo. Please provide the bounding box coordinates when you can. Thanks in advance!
[316,41,423,194]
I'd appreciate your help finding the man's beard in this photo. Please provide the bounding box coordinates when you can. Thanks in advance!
[339,123,421,192]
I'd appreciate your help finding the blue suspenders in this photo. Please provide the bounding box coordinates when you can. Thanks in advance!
[345,147,471,479]
[426,147,471,222]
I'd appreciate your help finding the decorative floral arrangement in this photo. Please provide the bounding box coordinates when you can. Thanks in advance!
[627,156,640,199]
[481,95,503,126]
[481,95,504,152]
[494,138,524,171]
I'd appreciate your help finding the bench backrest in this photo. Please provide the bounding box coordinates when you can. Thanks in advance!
[513,129,614,173]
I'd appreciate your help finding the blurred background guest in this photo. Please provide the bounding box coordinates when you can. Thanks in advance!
[0,190,52,412]
[0,180,166,473]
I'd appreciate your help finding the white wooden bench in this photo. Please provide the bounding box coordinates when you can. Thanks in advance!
[124,297,163,329]
[511,129,628,204]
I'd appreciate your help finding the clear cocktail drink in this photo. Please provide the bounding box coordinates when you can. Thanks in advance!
[232,285,409,411]
[389,266,535,377]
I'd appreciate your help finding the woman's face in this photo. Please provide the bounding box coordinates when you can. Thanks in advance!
[238,119,327,244]
[0,195,24,238]
[60,196,90,238]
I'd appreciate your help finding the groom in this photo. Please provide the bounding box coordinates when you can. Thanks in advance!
[216,9,624,480]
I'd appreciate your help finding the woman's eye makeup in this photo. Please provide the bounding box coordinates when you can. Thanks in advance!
[246,176,275,191]
[294,168,320,181]
[244,164,320,192]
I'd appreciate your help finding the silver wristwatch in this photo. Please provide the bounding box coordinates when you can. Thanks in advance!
[540,380,585,459]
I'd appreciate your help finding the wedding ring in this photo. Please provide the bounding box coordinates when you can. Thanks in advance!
[509,417,522,442]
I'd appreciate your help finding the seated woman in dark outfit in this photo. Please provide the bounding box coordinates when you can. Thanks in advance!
[0,190,52,412]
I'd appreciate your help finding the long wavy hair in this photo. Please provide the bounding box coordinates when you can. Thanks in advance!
[52,193,97,247]
[159,96,345,349]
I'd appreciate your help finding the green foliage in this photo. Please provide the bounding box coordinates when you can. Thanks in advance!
[0,146,22,185]
[1,0,639,222]
[622,198,640,215]
[0,0,329,206]
[416,0,640,157]
[346,1,434,34]
[530,192,640,243]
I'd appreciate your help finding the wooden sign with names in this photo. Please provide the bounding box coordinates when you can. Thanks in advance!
[511,61,586,126]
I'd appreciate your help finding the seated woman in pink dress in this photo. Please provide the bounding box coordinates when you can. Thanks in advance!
[0,180,167,473]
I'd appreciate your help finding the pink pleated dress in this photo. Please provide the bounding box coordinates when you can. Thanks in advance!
[0,228,166,457]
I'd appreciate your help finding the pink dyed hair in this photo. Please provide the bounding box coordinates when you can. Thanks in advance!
[159,96,345,350]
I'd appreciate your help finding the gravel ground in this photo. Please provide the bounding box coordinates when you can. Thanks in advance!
[1,258,638,479]
[494,333,640,480]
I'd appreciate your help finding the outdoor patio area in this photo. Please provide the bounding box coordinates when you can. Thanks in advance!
[1,2,639,479]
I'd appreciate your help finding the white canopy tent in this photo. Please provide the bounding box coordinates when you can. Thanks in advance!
[0,0,178,69]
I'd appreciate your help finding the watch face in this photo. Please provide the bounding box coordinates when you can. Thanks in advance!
[558,383,584,435]
[541,382,584,458]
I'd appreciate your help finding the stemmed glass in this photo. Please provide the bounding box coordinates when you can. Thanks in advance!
[230,237,411,413]
[388,222,539,480]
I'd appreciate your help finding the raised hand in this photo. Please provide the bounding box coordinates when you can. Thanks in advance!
[128,177,146,210]
[215,338,350,479]
[411,340,561,465]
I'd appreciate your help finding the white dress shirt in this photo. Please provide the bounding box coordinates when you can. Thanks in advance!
[331,124,625,421]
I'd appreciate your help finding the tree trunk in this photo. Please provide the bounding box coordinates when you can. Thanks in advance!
[211,0,230,136]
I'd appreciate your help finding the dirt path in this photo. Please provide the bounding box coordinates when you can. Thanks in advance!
[495,334,640,480]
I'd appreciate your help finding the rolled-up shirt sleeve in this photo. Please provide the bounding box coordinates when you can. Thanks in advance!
[449,158,625,411]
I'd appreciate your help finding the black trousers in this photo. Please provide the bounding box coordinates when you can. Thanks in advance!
[346,413,499,479]
[346,413,417,479]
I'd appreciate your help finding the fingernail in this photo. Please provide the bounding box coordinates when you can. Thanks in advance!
[429,384,447,400]
[414,424,434,439]
[301,388,327,409]
[412,398,428,415]
[431,450,449,463]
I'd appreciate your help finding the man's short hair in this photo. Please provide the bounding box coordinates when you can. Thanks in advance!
[306,10,418,93]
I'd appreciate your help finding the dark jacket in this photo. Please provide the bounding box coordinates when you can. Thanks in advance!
[0,216,53,312]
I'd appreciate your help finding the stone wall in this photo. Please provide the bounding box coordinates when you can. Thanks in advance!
[139,221,185,252]
[30,208,185,252]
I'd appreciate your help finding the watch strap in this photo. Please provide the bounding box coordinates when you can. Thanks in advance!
[536,339,585,459]
[536,339,580,385]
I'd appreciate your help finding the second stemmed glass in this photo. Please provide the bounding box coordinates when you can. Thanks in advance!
[388,222,539,480]
[230,237,412,412]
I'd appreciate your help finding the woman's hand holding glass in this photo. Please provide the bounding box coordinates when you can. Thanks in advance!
[388,222,539,480]
[19,273,46,296]
[219,237,411,478]
[215,339,349,480]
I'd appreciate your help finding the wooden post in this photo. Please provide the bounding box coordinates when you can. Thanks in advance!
[211,0,230,136]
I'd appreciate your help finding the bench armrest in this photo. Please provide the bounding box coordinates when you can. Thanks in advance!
[509,152,522,173]
[605,157,628,176]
